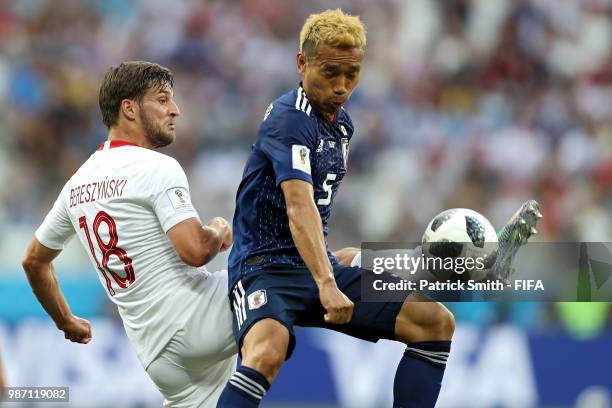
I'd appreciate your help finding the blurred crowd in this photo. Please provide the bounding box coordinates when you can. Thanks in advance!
[0,0,610,335]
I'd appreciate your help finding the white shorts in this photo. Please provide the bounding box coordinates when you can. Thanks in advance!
[146,271,237,408]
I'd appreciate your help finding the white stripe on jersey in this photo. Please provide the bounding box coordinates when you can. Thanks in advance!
[295,87,303,110]
[296,86,311,116]
[232,297,242,329]
[233,280,247,329]
[300,95,308,111]
[232,288,242,329]
[238,281,247,322]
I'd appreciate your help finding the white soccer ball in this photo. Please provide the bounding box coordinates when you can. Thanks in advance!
[421,208,498,281]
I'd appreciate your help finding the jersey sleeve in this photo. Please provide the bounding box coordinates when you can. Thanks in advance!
[35,184,75,250]
[151,157,200,233]
[258,108,318,186]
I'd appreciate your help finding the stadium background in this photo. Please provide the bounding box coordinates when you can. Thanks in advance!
[0,0,611,407]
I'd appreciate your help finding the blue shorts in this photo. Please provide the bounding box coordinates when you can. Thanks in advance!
[229,263,409,359]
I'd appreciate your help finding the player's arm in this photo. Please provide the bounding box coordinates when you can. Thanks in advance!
[281,179,353,324]
[333,247,360,266]
[167,216,232,267]
[22,237,91,344]
[152,158,232,267]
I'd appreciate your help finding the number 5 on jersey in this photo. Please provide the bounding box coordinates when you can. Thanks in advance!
[317,173,336,206]
[79,211,135,296]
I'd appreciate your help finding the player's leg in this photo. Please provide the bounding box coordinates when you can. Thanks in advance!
[217,314,290,408]
[304,265,453,408]
[146,270,239,407]
[217,318,288,407]
[390,197,540,407]
[186,270,239,362]
[146,337,194,407]
[338,201,541,407]
[147,336,236,408]
[241,318,290,383]
[391,292,454,408]
[217,268,311,408]
[390,200,542,407]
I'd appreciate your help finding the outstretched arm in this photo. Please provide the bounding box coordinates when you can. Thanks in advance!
[22,237,92,344]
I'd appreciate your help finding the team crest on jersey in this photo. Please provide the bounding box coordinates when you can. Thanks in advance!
[167,187,192,210]
[292,145,311,174]
[341,138,349,169]
[248,290,267,310]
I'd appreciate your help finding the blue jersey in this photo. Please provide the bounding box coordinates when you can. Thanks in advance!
[228,84,354,289]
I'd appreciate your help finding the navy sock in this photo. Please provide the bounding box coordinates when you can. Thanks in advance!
[393,340,451,408]
[217,366,270,407]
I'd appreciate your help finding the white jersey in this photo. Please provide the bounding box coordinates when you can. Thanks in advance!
[35,140,216,368]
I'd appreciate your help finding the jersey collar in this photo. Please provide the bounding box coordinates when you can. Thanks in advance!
[97,140,139,151]
[297,82,344,123]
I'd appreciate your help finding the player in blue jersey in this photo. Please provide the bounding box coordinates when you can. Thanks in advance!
[217,9,540,408]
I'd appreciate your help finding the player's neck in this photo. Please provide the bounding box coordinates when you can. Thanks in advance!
[322,112,337,122]
[311,104,337,122]
[108,128,152,149]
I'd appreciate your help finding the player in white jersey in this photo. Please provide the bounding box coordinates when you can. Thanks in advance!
[22,61,237,407]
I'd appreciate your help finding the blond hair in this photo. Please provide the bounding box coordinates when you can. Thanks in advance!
[299,9,366,57]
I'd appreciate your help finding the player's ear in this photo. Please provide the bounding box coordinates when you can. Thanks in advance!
[297,52,307,75]
[120,99,137,122]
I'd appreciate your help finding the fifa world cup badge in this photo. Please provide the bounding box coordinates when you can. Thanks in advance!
[299,148,307,165]
[291,145,311,174]
[167,187,191,209]
[175,189,185,204]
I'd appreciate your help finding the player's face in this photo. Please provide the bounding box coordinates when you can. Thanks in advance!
[137,85,180,148]
[298,44,363,120]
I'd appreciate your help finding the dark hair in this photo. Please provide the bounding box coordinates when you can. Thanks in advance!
[98,61,174,129]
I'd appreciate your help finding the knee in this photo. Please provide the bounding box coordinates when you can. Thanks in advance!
[241,320,289,382]
[396,302,455,343]
[430,303,455,340]
[244,341,286,374]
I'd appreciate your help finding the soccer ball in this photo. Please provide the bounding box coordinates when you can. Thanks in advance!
[421,208,498,281]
